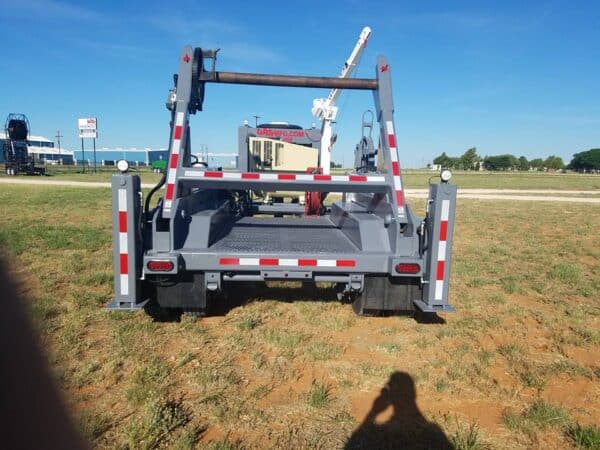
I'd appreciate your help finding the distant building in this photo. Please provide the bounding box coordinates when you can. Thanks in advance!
[71,148,238,168]
[72,148,169,167]
[0,132,74,164]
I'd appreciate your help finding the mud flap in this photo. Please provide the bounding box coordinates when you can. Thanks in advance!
[156,273,208,311]
[353,277,421,316]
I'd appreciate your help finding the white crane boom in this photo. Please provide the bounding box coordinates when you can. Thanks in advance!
[312,26,372,174]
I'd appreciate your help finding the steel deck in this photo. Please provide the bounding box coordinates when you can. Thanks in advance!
[209,216,359,254]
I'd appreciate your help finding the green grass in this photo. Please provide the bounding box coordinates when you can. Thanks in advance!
[4,166,600,190]
[497,343,524,361]
[126,357,171,404]
[306,381,331,408]
[305,340,343,360]
[261,329,307,354]
[504,401,570,432]
[550,263,582,285]
[374,342,402,354]
[78,410,112,441]
[566,423,600,449]
[125,398,191,449]
[1,184,598,449]
[524,401,570,429]
[237,313,262,331]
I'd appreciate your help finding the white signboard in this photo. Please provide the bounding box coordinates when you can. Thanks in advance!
[78,117,97,138]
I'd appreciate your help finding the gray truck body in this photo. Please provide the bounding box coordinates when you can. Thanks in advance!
[108,46,457,316]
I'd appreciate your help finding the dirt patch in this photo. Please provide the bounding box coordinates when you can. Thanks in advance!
[542,374,600,423]
[563,345,600,367]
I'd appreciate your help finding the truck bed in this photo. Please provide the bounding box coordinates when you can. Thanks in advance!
[209,216,359,254]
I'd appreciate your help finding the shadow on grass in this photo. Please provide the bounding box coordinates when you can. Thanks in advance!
[211,282,341,316]
[414,310,447,324]
[345,371,451,450]
[144,282,448,324]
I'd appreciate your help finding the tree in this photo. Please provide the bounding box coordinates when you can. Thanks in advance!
[517,156,529,171]
[529,158,544,171]
[483,154,518,171]
[544,155,565,170]
[433,152,459,169]
[569,149,600,172]
[459,147,480,170]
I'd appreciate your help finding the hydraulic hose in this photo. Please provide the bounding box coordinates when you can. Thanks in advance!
[144,171,167,215]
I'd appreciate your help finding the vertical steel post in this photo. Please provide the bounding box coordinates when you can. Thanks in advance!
[415,183,457,312]
[108,173,147,309]
[162,46,193,219]
[372,55,407,224]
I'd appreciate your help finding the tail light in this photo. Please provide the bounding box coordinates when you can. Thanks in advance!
[147,260,174,271]
[395,263,420,274]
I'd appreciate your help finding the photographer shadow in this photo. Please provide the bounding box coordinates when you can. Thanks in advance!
[345,371,451,450]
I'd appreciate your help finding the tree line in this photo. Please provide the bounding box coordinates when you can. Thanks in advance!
[432,148,600,172]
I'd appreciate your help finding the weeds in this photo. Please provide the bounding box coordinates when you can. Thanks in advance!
[306,341,343,360]
[497,343,523,361]
[262,329,307,355]
[307,381,331,408]
[435,379,450,393]
[504,400,570,433]
[450,422,490,450]
[78,410,112,440]
[176,352,195,368]
[237,313,262,331]
[500,276,519,294]
[550,263,582,285]
[250,351,265,370]
[518,364,547,390]
[524,401,569,429]
[566,423,600,449]
[127,357,171,404]
[374,342,401,354]
[125,398,190,449]
[203,439,243,450]
[477,349,495,367]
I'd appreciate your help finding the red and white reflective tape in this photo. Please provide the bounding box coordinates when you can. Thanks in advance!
[219,257,356,268]
[164,111,185,211]
[183,170,385,183]
[434,199,450,300]
[118,188,129,296]
[385,120,405,213]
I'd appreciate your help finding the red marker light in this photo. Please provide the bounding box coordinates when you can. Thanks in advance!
[182,54,190,63]
[395,263,420,274]
[147,260,174,271]
[380,64,389,72]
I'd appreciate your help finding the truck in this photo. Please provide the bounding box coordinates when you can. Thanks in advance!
[108,45,457,317]
[3,114,46,176]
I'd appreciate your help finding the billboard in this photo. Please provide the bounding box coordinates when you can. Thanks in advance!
[78,118,97,138]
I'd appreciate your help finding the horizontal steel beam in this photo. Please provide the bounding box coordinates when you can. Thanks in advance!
[203,71,378,90]
[178,169,390,193]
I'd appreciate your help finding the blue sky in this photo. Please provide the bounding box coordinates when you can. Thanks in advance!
[1,0,599,168]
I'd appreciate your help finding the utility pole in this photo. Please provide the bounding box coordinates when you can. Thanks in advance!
[93,135,97,173]
[81,138,85,173]
[253,114,261,127]
[55,130,62,163]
